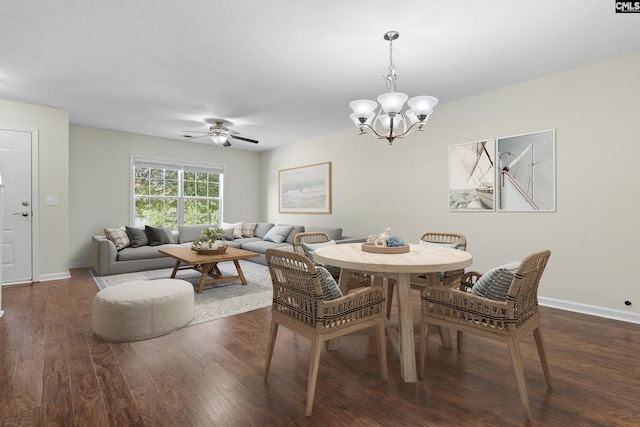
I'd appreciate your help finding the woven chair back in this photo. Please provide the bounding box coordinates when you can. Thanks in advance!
[421,232,468,288]
[292,231,331,255]
[420,232,467,251]
[265,249,324,326]
[505,250,551,328]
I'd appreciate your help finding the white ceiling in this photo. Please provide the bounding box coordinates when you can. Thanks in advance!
[1,1,639,152]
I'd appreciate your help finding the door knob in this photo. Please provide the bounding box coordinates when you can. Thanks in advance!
[14,211,30,217]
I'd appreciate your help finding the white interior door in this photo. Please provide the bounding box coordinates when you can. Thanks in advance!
[0,127,33,284]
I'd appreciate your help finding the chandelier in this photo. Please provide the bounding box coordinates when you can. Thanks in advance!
[349,31,438,145]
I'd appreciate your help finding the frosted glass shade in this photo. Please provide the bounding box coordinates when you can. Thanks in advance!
[406,108,432,124]
[377,92,408,114]
[210,135,228,145]
[407,96,438,116]
[349,99,378,116]
[350,112,373,126]
[378,114,403,130]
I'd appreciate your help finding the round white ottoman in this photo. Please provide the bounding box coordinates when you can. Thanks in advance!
[92,279,194,342]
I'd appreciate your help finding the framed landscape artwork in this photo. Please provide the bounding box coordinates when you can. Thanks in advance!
[496,130,556,212]
[448,139,496,211]
[278,161,332,214]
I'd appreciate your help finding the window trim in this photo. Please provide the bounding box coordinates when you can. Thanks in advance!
[130,155,225,227]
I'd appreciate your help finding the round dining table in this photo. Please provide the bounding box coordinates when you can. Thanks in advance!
[314,242,473,383]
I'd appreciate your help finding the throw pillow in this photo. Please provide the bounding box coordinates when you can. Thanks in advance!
[316,266,343,301]
[470,261,521,301]
[233,222,258,238]
[300,240,336,264]
[300,240,342,279]
[144,225,171,246]
[104,227,130,251]
[125,226,148,248]
[222,226,235,241]
[263,225,294,243]
[232,222,244,238]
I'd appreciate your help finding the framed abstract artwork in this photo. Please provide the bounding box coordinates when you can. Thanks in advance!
[448,139,496,211]
[496,130,556,212]
[278,162,332,214]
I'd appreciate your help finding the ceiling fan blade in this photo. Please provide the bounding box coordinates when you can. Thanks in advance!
[230,135,259,144]
[182,134,212,140]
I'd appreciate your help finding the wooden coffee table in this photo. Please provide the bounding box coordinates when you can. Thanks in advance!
[158,246,260,294]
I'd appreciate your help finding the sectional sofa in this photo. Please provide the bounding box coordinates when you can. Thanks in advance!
[91,222,364,276]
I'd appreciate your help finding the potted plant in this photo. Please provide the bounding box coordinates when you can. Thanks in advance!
[192,227,226,252]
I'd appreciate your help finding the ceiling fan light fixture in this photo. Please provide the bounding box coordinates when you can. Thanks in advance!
[210,134,228,145]
[349,31,438,145]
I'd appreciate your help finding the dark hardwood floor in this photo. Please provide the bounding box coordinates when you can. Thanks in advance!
[0,267,638,426]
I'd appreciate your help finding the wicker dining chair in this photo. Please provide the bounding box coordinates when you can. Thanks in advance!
[264,248,387,417]
[386,232,467,319]
[419,250,552,421]
[293,231,371,292]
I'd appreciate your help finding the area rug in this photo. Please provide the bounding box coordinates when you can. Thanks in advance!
[91,260,273,326]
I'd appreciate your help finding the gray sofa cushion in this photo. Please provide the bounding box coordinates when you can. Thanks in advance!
[178,224,215,243]
[254,223,275,239]
[263,225,294,243]
[224,240,242,249]
[305,226,343,241]
[241,240,291,253]
[117,244,181,261]
[230,237,262,245]
[285,225,305,244]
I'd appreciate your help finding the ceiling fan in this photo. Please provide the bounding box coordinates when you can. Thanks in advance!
[181,119,259,147]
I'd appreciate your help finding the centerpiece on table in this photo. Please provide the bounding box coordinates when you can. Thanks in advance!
[191,227,227,254]
[361,228,409,254]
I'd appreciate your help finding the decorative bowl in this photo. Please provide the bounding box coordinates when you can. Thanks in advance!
[361,242,410,254]
[192,245,228,255]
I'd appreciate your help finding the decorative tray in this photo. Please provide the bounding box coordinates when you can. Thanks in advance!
[361,242,410,254]
[192,245,228,255]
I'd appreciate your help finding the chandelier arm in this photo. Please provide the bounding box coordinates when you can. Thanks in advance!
[392,122,426,139]
[357,124,386,139]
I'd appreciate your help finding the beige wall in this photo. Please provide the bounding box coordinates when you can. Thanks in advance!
[3,53,638,323]
[262,53,640,322]
[68,125,262,267]
[0,99,69,281]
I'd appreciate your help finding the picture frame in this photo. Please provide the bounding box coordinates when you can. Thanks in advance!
[496,129,556,212]
[448,139,496,211]
[278,161,332,214]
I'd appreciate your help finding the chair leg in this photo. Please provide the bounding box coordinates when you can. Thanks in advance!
[376,320,388,381]
[507,337,532,421]
[533,327,553,389]
[418,316,430,378]
[264,320,279,381]
[457,330,464,353]
[305,336,323,417]
[385,279,394,319]
[438,326,453,348]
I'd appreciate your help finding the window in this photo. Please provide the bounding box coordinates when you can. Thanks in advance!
[131,157,224,229]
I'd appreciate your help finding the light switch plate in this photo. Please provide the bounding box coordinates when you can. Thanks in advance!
[46,196,59,206]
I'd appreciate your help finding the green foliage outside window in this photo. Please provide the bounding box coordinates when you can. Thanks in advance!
[133,164,221,229]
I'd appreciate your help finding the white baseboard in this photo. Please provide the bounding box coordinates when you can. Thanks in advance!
[539,296,640,325]
[36,271,71,282]
[68,261,92,269]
